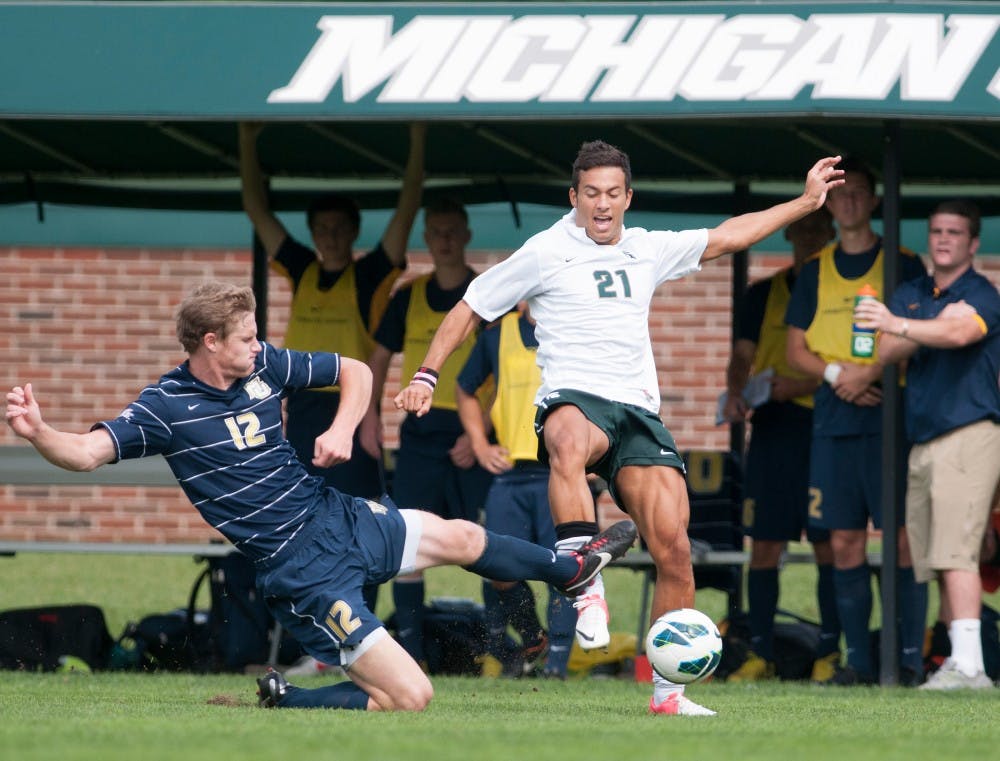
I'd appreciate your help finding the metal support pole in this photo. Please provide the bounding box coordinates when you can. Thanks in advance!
[729,182,750,461]
[879,120,903,686]
[251,236,269,344]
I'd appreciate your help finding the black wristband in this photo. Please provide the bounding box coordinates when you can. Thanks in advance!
[411,366,439,391]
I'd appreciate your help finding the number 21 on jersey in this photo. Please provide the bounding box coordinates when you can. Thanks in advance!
[594,269,632,298]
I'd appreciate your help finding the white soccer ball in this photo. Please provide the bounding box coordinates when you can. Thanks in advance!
[645,608,723,684]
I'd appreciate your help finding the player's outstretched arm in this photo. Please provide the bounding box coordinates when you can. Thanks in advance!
[394,300,480,417]
[6,383,116,471]
[703,156,845,262]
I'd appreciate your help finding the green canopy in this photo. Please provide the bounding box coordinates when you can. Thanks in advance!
[0,1,997,215]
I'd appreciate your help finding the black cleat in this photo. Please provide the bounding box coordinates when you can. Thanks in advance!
[825,665,876,687]
[256,668,289,708]
[558,520,638,596]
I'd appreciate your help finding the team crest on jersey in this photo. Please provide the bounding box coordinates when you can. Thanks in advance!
[365,500,388,516]
[244,377,272,401]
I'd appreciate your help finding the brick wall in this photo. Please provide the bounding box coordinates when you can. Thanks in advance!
[3,246,998,542]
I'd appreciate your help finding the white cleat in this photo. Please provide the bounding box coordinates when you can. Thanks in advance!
[649,694,717,716]
[919,659,994,691]
[574,593,610,650]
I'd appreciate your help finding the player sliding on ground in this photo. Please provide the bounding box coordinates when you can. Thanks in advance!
[396,143,845,716]
[5,281,637,711]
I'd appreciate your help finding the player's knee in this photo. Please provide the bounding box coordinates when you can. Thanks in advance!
[544,426,587,470]
[449,519,486,562]
[648,531,691,575]
[394,676,434,711]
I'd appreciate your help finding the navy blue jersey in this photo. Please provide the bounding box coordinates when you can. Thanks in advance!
[95,343,354,564]
[736,271,797,345]
[889,268,1000,443]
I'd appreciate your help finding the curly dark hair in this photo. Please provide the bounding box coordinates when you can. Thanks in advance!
[571,140,632,191]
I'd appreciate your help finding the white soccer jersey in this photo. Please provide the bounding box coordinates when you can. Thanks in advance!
[464,210,707,412]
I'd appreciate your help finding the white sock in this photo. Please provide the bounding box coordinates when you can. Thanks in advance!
[556,537,606,602]
[581,573,605,600]
[949,618,984,676]
[652,671,684,703]
[555,536,589,554]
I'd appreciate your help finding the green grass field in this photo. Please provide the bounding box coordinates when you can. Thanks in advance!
[2,551,999,760]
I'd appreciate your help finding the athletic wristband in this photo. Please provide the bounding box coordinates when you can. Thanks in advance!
[823,363,843,385]
[411,366,439,391]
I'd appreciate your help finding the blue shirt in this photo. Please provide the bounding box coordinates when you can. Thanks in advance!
[95,343,352,564]
[889,267,1000,443]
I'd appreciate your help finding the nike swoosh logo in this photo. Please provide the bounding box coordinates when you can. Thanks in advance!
[659,449,671,455]
[187,404,200,410]
[564,257,576,262]
[575,630,597,642]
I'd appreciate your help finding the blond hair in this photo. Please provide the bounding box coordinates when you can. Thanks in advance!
[175,282,256,354]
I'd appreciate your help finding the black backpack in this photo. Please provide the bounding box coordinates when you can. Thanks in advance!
[113,551,300,672]
[0,604,112,672]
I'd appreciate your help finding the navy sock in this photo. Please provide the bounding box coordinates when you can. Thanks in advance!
[392,579,426,662]
[545,587,575,677]
[498,581,543,645]
[747,568,779,661]
[816,563,841,658]
[481,582,508,658]
[464,531,578,586]
[279,681,369,710]
[834,564,873,676]
[896,566,928,673]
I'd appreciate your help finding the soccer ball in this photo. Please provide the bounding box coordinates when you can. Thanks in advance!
[645,608,722,683]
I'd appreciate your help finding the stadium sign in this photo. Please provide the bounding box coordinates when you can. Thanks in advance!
[269,12,1000,107]
[0,2,997,119]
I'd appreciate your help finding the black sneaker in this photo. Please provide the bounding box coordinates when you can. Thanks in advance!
[558,520,638,596]
[899,666,924,688]
[256,668,289,708]
[826,665,876,687]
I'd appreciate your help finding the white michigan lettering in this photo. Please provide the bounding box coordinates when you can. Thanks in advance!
[267,12,1000,105]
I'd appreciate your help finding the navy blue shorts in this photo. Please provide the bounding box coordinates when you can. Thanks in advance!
[807,433,906,531]
[484,465,557,550]
[256,494,410,667]
[393,431,493,523]
[743,404,828,543]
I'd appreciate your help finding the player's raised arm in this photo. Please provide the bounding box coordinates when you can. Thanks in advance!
[6,383,116,472]
[394,300,481,417]
[703,156,844,262]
